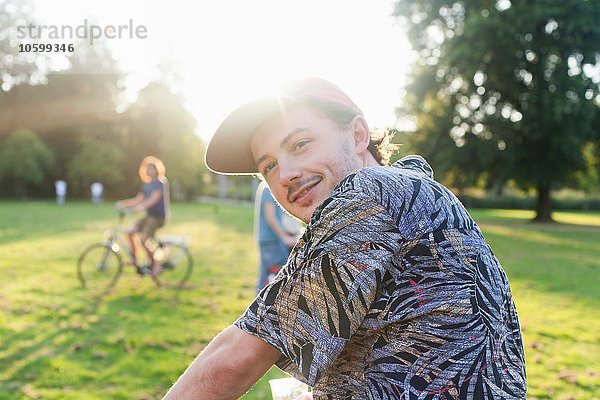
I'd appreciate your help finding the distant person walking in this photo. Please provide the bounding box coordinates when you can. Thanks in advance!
[116,156,170,276]
[55,180,67,206]
[254,181,299,292]
[90,182,104,205]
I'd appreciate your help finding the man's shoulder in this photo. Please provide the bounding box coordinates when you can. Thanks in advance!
[363,155,433,181]
[147,179,163,189]
[391,155,434,179]
[341,155,435,195]
[327,155,439,220]
[309,155,438,225]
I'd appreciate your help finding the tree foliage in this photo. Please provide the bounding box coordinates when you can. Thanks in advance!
[394,0,600,221]
[67,135,125,195]
[120,82,206,200]
[0,129,55,198]
[0,34,207,200]
[0,0,53,90]
[0,1,212,201]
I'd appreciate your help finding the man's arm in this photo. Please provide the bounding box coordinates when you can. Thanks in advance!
[116,192,145,208]
[130,189,162,213]
[163,325,281,399]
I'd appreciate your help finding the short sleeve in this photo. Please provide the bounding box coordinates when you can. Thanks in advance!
[151,180,163,193]
[235,187,403,385]
[261,187,276,206]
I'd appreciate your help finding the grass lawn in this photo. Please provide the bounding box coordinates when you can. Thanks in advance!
[0,201,598,399]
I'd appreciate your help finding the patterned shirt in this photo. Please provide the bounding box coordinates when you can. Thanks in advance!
[236,155,526,399]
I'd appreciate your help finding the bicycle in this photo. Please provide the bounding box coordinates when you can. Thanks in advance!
[77,209,193,290]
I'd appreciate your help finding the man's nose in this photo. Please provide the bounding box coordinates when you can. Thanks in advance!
[278,159,302,186]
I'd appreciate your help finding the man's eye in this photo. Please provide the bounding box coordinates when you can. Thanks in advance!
[263,161,277,174]
[293,139,309,151]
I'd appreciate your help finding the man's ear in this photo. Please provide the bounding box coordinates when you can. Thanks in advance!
[350,115,370,153]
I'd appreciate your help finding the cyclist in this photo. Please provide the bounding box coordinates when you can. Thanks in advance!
[116,156,170,276]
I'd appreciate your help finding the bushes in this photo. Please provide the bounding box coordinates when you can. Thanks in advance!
[458,192,600,211]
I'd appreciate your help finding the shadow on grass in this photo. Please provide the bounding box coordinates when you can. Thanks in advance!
[473,220,600,308]
[0,284,197,398]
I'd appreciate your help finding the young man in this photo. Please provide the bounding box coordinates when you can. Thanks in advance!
[117,156,170,277]
[164,78,526,399]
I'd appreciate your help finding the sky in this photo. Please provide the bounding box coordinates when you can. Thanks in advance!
[30,0,414,141]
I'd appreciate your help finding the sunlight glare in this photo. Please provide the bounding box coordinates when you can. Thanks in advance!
[32,0,412,141]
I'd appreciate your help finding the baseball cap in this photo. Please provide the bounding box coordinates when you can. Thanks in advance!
[205,77,364,175]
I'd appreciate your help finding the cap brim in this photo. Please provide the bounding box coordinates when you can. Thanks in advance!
[205,96,280,175]
[206,77,364,175]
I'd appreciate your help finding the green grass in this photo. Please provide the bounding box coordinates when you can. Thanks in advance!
[0,202,598,399]
[469,209,600,400]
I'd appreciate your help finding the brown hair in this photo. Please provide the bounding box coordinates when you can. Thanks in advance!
[294,97,399,166]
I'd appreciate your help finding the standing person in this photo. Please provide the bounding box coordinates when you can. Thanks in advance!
[163,78,526,399]
[116,156,170,277]
[254,181,298,293]
[55,180,67,206]
[90,181,104,205]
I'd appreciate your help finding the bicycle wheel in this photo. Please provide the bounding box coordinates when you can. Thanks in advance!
[155,243,193,289]
[77,243,122,291]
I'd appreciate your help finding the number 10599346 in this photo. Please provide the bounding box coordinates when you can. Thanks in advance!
[19,43,74,52]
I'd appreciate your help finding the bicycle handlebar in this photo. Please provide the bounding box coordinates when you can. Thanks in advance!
[114,204,133,220]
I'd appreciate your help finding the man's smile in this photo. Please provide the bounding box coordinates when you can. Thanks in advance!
[288,177,322,205]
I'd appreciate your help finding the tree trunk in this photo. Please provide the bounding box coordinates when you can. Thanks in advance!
[533,184,554,222]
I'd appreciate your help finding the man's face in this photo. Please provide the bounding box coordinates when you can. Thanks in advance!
[146,164,158,178]
[250,105,362,223]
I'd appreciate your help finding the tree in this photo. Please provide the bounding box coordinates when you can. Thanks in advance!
[394,0,600,221]
[67,135,125,197]
[0,129,55,198]
[0,0,54,91]
[0,39,126,198]
[122,81,206,199]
